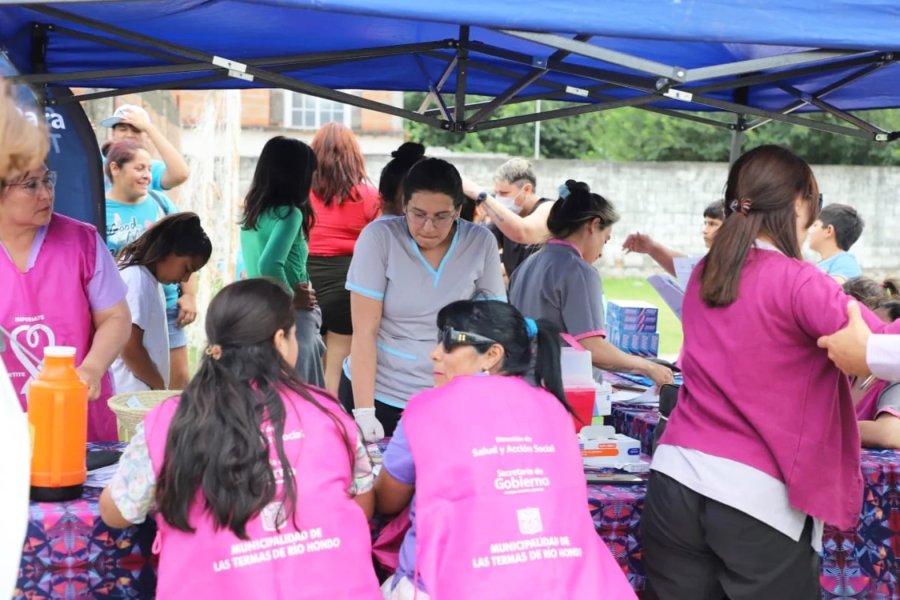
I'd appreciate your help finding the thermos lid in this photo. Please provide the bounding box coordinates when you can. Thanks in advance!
[43,345,76,358]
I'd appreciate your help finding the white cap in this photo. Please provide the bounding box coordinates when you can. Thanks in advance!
[43,346,76,358]
[100,104,149,128]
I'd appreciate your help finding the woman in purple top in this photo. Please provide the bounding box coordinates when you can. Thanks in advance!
[643,145,887,599]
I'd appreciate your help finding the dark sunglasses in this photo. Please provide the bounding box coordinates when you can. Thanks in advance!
[437,327,498,352]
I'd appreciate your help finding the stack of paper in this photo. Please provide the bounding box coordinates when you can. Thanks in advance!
[85,463,120,488]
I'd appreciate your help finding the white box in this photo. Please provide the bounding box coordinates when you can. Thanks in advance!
[578,425,641,467]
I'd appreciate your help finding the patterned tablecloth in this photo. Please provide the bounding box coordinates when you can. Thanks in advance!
[18,428,898,599]
[16,443,157,600]
[610,403,900,599]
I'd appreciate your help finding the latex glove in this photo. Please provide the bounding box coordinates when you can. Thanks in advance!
[353,407,385,442]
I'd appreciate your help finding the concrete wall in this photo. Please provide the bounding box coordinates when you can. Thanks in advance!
[359,155,900,279]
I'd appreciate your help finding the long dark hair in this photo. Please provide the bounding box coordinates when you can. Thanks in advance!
[154,278,356,538]
[242,136,317,238]
[117,212,212,270]
[701,145,819,307]
[436,300,570,412]
[310,122,370,207]
[547,179,620,239]
[379,142,424,216]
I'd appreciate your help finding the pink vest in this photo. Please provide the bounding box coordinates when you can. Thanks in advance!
[0,214,116,441]
[144,388,381,600]
[403,375,635,599]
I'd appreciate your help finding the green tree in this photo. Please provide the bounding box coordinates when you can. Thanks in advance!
[404,92,900,165]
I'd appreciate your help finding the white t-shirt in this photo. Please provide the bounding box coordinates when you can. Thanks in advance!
[112,265,170,393]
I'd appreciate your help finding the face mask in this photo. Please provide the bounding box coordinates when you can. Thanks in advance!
[495,194,523,214]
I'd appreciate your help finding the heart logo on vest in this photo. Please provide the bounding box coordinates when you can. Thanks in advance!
[9,322,55,396]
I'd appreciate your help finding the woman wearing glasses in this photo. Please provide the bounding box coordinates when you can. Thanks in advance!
[374,299,636,600]
[0,163,131,441]
[343,158,505,441]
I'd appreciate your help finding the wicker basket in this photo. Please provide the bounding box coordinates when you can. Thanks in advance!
[108,390,179,442]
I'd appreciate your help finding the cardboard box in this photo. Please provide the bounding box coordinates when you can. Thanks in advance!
[606,300,659,333]
[578,425,641,467]
[609,330,660,357]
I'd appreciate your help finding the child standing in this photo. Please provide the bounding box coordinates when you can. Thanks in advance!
[113,213,211,392]
[808,203,865,283]
[100,279,381,599]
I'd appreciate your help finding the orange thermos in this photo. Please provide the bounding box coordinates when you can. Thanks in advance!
[28,346,88,502]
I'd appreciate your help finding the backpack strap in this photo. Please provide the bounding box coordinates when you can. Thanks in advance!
[147,189,172,217]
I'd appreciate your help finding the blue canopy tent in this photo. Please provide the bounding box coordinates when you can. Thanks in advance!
[0,0,898,149]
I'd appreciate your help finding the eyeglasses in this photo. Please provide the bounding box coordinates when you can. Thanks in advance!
[4,171,57,195]
[406,207,458,227]
[437,327,499,352]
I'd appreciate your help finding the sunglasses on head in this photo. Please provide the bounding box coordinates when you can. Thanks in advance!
[437,327,498,352]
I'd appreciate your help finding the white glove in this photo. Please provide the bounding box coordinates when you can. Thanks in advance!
[352,407,385,442]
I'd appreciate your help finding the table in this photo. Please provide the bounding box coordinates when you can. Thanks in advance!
[609,403,900,599]
[16,443,158,600]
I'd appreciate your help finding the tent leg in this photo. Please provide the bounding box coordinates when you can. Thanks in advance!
[729,117,745,165]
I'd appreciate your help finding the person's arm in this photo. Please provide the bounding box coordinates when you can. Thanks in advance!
[350,435,375,519]
[867,334,900,381]
[100,425,155,529]
[176,274,198,327]
[354,490,375,520]
[481,196,552,245]
[99,487,134,529]
[621,231,684,277]
[374,423,416,515]
[257,209,302,284]
[474,230,507,300]
[578,335,673,387]
[121,108,189,190]
[121,325,166,390]
[859,414,900,449]
[78,300,131,400]
[374,470,415,516]
[349,294,383,411]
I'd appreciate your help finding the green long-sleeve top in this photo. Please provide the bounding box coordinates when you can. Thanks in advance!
[240,206,309,289]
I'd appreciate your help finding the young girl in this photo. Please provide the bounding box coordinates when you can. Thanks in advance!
[100,279,381,598]
[241,136,325,388]
[105,139,198,390]
[375,299,635,600]
[112,213,211,392]
[643,145,886,598]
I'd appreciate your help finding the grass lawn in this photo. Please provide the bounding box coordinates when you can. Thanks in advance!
[603,277,683,359]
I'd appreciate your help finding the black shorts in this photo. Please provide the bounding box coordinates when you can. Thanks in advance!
[308,254,353,335]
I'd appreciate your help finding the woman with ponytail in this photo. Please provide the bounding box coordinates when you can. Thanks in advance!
[509,179,673,387]
[642,145,887,598]
[100,278,381,599]
[374,299,635,600]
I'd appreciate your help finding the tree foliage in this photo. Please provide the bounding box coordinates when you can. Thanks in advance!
[404,93,900,165]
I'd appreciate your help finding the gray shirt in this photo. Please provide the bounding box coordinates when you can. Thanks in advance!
[508,240,606,341]
[345,216,506,407]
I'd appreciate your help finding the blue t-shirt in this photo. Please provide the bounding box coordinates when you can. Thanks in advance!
[102,156,167,192]
[106,192,180,308]
[817,251,861,281]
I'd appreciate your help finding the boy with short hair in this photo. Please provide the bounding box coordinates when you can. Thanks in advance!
[808,203,864,283]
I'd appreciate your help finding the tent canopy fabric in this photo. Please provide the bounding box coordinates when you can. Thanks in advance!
[1,0,898,139]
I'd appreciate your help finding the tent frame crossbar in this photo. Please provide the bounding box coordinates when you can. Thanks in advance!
[11,4,899,141]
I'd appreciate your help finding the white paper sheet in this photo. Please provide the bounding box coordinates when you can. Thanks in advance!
[673,255,703,290]
[648,274,685,321]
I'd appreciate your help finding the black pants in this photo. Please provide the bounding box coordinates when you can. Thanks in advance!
[338,372,403,437]
[641,471,820,600]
